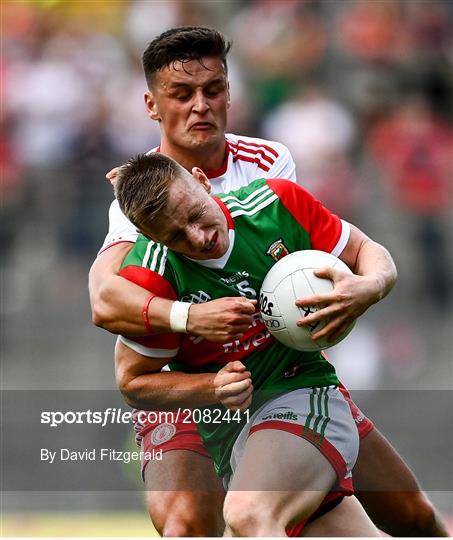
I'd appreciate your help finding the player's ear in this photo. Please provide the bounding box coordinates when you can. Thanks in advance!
[192,167,211,193]
[144,91,161,121]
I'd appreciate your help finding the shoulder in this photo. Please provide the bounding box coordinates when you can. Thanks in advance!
[219,178,268,202]
[220,178,303,203]
[225,133,296,183]
[219,178,281,218]
[145,145,160,155]
[121,235,169,275]
[226,133,292,169]
[266,179,321,209]
[120,236,177,298]
[108,199,128,224]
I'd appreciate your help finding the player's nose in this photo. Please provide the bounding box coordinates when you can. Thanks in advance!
[192,90,209,114]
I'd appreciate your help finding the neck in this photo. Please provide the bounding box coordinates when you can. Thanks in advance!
[159,139,227,174]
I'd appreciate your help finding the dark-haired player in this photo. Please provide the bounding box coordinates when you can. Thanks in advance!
[89,26,448,537]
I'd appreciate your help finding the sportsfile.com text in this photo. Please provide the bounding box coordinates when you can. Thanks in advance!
[40,408,250,428]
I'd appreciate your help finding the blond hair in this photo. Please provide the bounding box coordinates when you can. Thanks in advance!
[115,153,187,232]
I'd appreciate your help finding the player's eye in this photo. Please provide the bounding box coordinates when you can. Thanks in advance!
[205,84,224,97]
[169,90,192,101]
[189,205,206,222]
[169,231,183,243]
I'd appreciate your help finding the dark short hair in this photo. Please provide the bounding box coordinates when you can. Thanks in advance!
[115,153,187,233]
[142,26,232,87]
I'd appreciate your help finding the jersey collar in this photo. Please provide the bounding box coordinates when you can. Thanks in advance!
[213,196,234,229]
[206,141,229,179]
[153,141,230,180]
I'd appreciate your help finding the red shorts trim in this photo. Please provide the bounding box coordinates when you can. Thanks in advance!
[249,420,354,495]
[287,492,345,536]
[134,414,209,476]
[339,382,375,439]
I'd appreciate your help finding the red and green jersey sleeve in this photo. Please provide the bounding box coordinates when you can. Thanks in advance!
[266,179,349,256]
[118,236,181,357]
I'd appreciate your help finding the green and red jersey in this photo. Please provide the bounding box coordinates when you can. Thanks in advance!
[120,178,350,475]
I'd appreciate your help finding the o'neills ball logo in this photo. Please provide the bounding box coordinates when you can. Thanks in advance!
[150,423,176,446]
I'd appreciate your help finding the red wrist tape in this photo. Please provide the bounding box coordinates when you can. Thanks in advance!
[142,293,156,334]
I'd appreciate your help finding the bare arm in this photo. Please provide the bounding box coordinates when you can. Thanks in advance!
[339,223,397,303]
[116,340,253,411]
[89,242,172,336]
[89,243,256,340]
[296,224,397,341]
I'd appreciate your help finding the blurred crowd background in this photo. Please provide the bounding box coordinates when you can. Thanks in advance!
[2,0,452,534]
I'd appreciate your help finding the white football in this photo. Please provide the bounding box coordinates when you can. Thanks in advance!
[260,250,355,351]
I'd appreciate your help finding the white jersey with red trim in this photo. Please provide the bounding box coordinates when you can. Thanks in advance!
[98,134,296,253]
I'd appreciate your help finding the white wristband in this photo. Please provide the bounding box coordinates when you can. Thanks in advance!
[169,301,191,333]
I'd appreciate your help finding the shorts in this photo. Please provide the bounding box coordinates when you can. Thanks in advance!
[133,382,374,476]
[224,386,359,495]
[287,492,344,536]
[339,382,375,439]
[135,405,346,536]
[133,410,209,478]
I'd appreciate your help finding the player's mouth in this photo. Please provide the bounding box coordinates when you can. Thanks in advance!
[190,122,215,131]
[203,231,219,255]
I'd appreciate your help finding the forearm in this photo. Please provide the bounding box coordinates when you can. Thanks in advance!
[90,271,173,336]
[353,238,397,303]
[340,224,397,305]
[89,243,173,336]
[120,370,218,410]
[115,342,252,412]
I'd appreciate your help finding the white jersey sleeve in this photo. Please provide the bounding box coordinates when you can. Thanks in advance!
[264,141,296,182]
[98,199,138,255]
[222,134,297,193]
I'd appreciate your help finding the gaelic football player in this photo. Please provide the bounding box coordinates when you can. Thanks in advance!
[89,26,448,537]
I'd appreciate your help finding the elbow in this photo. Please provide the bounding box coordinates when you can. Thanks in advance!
[88,264,115,330]
[91,303,109,329]
[118,378,145,409]
[117,373,136,407]
[120,387,140,409]
[89,282,113,330]
[116,362,146,409]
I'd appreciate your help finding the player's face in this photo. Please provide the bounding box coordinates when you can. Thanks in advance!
[145,58,229,153]
[141,174,230,260]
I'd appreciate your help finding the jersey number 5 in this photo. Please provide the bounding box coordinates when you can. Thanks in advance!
[236,280,257,299]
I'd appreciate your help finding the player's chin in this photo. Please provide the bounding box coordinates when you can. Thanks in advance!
[189,130,222,147]
[192,244,225,260]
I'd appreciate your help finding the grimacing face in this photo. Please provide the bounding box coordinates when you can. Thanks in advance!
[144,57,229,153]
[140,171,230,261]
